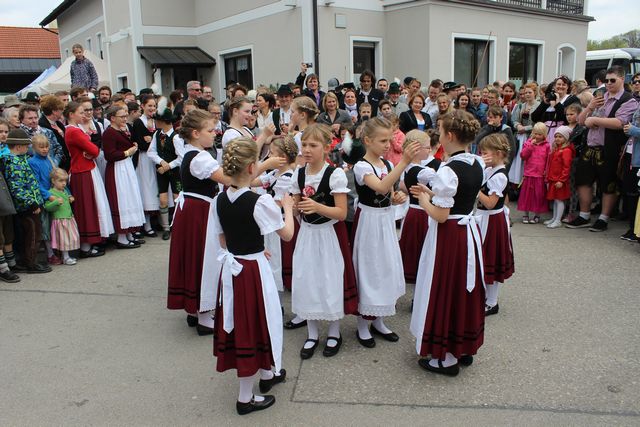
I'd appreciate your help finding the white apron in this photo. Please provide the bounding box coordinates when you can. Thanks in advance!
[136,151,159,211]
[113,157,145,229]
[508,134,526,184]
[264,231,283,292]
[90,167,115,237]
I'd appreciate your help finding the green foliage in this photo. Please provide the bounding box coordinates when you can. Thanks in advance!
[588,30,640,50]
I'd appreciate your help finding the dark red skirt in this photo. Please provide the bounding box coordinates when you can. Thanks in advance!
[280,218,299,291]
[482,213,515,284]
[214,259,274,377]
[167,197,209,313]
[104,162,139,234]
[69,169,103,245]
[399,207,429,283]
[419,219,485,359]
[334,221,359,315]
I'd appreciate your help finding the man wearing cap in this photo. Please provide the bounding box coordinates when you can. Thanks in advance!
[356,70,384,116]
[327,78,343,105]
[3,95,21,110]
[387,83,409,116]
[22,92,40,109]
[0,129,50,273]
[269,85,294,135]
[443,81,461,102]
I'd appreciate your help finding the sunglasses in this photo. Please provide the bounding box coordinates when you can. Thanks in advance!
[605,78,618,84]
[633,80,640,84]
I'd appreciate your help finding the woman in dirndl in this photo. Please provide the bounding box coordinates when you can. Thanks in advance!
[64,101,114,258]
[131,94,160,236]
[213,137,295,415]
[410,110,486,377]
[102,105,146,249]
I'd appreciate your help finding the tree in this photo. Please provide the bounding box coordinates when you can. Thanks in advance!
[587,29,639,50]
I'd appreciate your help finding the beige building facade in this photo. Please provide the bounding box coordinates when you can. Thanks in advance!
[41,0,593,98]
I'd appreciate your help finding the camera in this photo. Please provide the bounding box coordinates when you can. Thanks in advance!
[545,87,557,102]
[304,62,313,68]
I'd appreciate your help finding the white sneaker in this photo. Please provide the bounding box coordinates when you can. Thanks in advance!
[546,221,562,229]
[63,258,77,265]
[543,219,554,225]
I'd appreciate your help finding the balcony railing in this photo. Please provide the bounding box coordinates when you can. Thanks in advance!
[489,0,585,14]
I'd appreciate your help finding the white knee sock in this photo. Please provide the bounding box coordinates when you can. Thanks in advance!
[159,207,170,231]
[44,241,54,257]
[259,368,274,380]
[554,201,565,223]
[327,320,340,346]
[238,375,263,403]
[429,352,458,368]
[357,316,372,340]
[144,214,152,231]
[62,251,71,261]
[372,317,393,334]
[197,311,214,328]
[80,243,91,252]
[304,320,319,349]
[485,282,500,307]
[117,233,129,245]
[290,314,304,325]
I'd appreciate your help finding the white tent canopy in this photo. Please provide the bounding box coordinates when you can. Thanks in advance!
[28,50,110,95]
[16,66,57,98]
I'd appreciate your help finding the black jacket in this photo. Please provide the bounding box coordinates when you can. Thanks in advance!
[356,88,385,117]
[399,110,433,134]
[39,115,70,170]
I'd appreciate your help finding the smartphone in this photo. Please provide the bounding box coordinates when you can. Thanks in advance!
[304,62,313,68]
[594,87,606,98]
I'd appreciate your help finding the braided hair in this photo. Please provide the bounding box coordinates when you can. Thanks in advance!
[439,110,480,144]
[272,135,299,163]
[178,109,213,141]
[222,136,258,177]
[292,96,319,122]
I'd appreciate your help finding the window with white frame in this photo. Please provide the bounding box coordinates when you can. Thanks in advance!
[96,33,103,59]
[350,38,382,83]
[557,45,576,79]
[454,38,491,88]
[224,51,253,89]
[65,48,69,58]
[117,75,128,90]
[86,38,92,53]
[509,43,539,88]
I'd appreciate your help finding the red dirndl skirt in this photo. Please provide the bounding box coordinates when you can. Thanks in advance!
[280,218,299,291]
[399,207,429,283]
[104,162,138,234]
[546,181,570,200]
[334,221,358,315]
[419,219,485,359]
[167,196,209,313]
[482,213,514,284]
[213,259,274,377]
[69,169,102,245]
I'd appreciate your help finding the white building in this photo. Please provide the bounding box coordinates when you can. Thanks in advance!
[41,0,593,98]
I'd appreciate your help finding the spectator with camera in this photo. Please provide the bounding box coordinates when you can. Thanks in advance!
[531,75,580,141]
[294,63,326,111]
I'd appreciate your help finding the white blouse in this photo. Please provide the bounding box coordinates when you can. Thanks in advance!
[213,188,284,237]
[354,159,391,186]
[259,168,294,201]
[483,166,508,197]
[290,164,350,195]
[187,147,220,180]
[431,152,484,208]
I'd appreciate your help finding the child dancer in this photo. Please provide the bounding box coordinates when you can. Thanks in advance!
[545,126,575,228]
[290,123,358,358]
[213,137,294,415]
[517,122,550,224]
[399,130,438,283]
[167,109,229,335]
[410,110,485,376]
[0,119,19,282]
[352,117,419,347]
[27,135,58,264]
[290,96,319,158]
[476,133,514,315]
[45,168,80,265]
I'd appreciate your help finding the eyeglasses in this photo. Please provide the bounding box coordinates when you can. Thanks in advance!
[115,115,128,118]
[605,78,618,84]
[633,80,640,84]
[192,88,202,92]
[84,108,94,112]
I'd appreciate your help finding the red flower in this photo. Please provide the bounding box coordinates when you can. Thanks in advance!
[262,181,271,190]
[380,172,387,179]
[302,185,316,198]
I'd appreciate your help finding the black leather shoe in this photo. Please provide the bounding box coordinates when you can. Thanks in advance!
[284,319,307,330]
[300,339,319,359]
[133,231,144,239]
[370,325,399,342]
[322,335,342,357]
[196,324,213,336]
[130,238,145,245]
[186,315,198,327]
[236,395,275,415]
[485,304,499,316]
[459,355,473,366]
[356,331,376,348]
[259,369,286,393]
[116,241,140,249]
[0,270,20,283]
[418,358,459,377]
[162,230,171,240]
[144,229,158,237]
[79,248,105,258]
[26,264,52,274]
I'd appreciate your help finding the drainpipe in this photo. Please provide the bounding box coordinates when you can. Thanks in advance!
[312,0,320,79]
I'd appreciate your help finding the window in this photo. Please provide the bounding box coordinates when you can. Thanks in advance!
[65,49,69,58]
[509,43,539,88]
[86,38,92,53]
[96,33,103,59]
[557,45,576,81]
[117,74,128,90]
[353,42,375,75]
[454,39,491,88]
[224,51,253,89]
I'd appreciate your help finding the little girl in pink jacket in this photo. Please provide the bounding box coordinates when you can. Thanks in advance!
[517,122,550,223]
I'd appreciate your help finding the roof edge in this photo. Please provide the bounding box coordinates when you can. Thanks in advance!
[39,0,78,27]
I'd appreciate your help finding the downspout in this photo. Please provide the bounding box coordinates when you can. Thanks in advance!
[312,0,320,80]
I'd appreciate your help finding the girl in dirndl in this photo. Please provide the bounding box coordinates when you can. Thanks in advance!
[352,117,420,348]
[64,101,114,258]
[399,130,439,283]
[167,110,229,335]
[131,95,160,236]
[290,124,358,359]
[517,122,550,224]
[410,110,485,377]
[102,105,146,249]
[44,168,80,265]
[213,137,295,415]
[476,133,515,316]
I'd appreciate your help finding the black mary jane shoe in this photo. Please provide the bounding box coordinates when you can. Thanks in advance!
[196,324,214,336]
[370,325,399,342]
[116,241,140,249]
[356,331,376,348]
[0,269,20,283]
[418,358,460,377]
[162,230,171,240]
[284,319,307,330]
[130,237,145,245]
[236,395,275,416]
[132,231,144,240]
[322,335,342,357]
[485,304,499,316]
[186,315,198,327]
[144,229,158,238]
[259,369,287,393]
[459,355,473,366]
[79,248,104,258]
[300,339,319,359]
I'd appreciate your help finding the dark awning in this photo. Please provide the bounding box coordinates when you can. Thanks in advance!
[137,47,216,68]
[0,58,61,74]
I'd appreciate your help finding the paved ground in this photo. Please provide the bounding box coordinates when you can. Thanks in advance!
[1,209,639,426]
